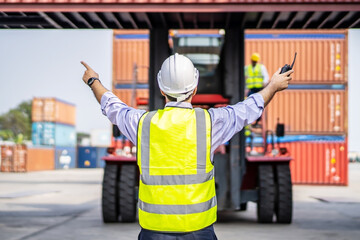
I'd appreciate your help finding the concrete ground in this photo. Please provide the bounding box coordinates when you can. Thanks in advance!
[0,164,359,240]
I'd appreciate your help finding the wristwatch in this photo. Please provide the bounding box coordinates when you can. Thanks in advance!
[87,77,101,87]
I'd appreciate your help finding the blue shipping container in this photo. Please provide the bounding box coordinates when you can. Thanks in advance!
[32,122,76,147]
[77,147,97,168]
[96,147,108,168]
[77,146,108,168]
[55,146,76,169]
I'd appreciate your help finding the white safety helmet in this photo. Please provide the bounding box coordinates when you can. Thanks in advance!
[157,53,199,102]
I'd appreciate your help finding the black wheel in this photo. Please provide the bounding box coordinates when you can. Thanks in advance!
[257,164,275,223]
[275,164,293,224]
[102,163,119,223]
[118,164,137,222]
[240,203,247,211]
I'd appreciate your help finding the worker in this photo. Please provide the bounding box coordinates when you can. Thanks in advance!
[245,53,269,96]
[81,53,293,239]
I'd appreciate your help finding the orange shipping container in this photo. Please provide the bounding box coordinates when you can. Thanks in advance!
[284,141,348,185]
[245,30,347,84]
[266,89,347,135]
[32,98,76,126]
[26,147,55,172]
[113,89,149,108]
[113,37,149,85]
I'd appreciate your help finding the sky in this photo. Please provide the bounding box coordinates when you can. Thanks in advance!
[0,29,113,134]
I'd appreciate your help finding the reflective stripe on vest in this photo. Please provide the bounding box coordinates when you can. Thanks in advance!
[137,107,216,232]
[245,64,264,89]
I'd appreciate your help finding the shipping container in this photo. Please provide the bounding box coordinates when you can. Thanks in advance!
[96,147,107,168]
[113,36,149,85]
[55,146,76,169]
[32,122,76,147]
[245,30,348,84]
[90,129,111,147]
[266,89,347,135]
[77,146,97,168]
[13,145,26,172]
[0,145,14,172]
[113,89,149,108]
[31,98,76,126]
[284,140,348,185]
[26,147,55,171]
[32,98,44,122]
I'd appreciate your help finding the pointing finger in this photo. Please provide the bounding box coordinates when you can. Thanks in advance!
[81,61,92,70]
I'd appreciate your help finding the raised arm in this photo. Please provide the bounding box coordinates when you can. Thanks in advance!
[259,68,294,107]
[81,61,109,103]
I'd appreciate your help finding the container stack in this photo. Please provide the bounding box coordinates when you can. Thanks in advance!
[31,97,76,170]
[113,30,149,109]
[245,30,348,185]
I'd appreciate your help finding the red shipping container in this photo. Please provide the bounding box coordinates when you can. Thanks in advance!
[13,145,26,172]
[266,89,347,135]
[0,145,14,172]
[245,29,347,84]
[282,141,348,185]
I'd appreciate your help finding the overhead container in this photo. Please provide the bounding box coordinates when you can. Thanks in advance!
[284,140,348,185]
[26,147,55,171]
[55,146,76,169]
[245,30,347,84]
[77,146,97,168]
[31,97,76,126]
[113,34,149,85]
[113,89,149,108]
[32,122,76,147]
[266,89,347,135]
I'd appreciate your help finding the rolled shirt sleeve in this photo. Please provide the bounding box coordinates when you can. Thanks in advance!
[101,91,146,144]
[208,93,264,153]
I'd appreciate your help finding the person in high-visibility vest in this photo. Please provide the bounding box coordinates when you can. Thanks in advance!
[80,54,294,239]
[245,53,269,96]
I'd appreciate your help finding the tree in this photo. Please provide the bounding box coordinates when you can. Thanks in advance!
[0,100,32,142]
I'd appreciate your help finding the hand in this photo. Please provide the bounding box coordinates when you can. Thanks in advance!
[269,68,294,92]
[81,61,99,85]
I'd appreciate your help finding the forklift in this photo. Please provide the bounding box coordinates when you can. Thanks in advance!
[101,30,293,224]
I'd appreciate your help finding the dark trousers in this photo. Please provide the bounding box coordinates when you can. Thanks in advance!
[138,225,218,240]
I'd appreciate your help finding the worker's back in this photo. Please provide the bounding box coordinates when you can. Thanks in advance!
[137,107,217,232]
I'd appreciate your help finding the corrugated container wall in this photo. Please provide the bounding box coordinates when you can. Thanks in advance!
[32,98,76,126]
[27,147,55,171]
[113,34,149,85]
[13,145,26,172]
[266,90,347,135]
[285,141,348,185]
[245,30,347,84]
[0,145,14,172]
[32,122,76,147]
[113,89,149,108]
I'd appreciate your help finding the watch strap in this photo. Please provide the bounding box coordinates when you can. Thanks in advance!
[87,77,101,87]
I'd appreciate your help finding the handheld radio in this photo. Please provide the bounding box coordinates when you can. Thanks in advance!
[280,52,297,74]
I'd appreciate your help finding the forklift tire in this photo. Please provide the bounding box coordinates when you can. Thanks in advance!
[102,163,119,223]
[118,164,137,222]
[257,164,275,223]
[275,164,293,224]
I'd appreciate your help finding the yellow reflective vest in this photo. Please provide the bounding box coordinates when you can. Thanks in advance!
[245,64,264,89]
[137,107,216,232]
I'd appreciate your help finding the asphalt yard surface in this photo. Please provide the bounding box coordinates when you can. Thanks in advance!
[1,164,360,240]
